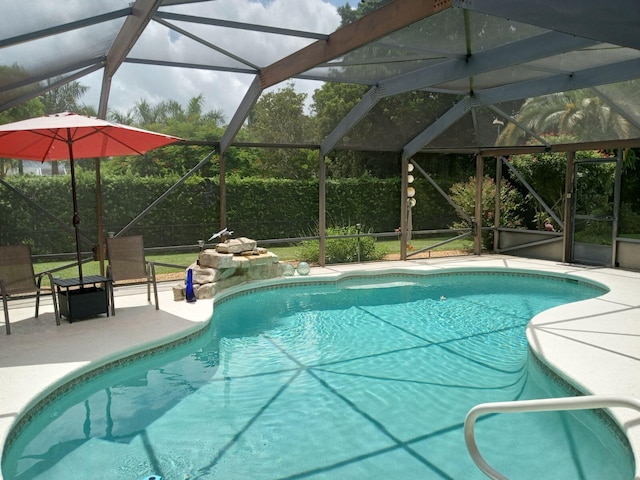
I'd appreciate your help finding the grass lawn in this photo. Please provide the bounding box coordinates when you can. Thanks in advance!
[33,235,473,283]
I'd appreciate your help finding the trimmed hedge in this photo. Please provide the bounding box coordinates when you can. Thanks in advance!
[0,174,459,255]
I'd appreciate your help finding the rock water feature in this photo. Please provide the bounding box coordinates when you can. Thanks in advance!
[173,237,287,301]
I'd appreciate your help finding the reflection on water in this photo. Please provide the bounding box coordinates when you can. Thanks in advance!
[3,272,631,480]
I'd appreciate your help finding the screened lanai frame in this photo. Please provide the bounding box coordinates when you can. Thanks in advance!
[2,0,640,269]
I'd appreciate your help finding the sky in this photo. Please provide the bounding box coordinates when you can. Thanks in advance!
[75,0,349,121]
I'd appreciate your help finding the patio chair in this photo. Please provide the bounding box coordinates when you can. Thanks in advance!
[0,245,60,335]
[106,235,158,315]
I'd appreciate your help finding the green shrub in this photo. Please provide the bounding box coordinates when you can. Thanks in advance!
[620,203,640,236]
[298,225,387,264]
[1,174,459,255]
[449,176,525,250]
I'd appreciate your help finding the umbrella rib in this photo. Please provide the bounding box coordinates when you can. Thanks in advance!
[0,129,70,162]
[72,126,148,156]
[0,113,180,284]
[45,128,73,162]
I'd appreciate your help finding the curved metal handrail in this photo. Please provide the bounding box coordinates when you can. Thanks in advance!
[464,395,640,480]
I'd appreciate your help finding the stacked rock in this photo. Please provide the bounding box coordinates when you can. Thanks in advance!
[173,237,285,301]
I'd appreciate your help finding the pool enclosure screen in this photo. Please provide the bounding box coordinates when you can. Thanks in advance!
[2,0,640,267]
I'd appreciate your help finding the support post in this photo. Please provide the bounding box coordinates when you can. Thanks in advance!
[562,151,575,263]
[319,152,326,267]
[493,156,502,252]
[219,151,227,229]
[96,160,105,276]
[612,148,622,267]
[96,77,111,276]
[400,155,409,260]
[474,155,483,255]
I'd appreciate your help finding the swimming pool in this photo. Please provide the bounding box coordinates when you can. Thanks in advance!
[2,270,633,479]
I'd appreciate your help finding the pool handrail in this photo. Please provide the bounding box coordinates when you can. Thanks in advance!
[464,395,640,480]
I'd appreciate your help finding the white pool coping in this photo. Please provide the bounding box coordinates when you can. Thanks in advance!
[1,255,639,479]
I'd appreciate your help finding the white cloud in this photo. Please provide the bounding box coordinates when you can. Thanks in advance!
[80,0,342,121]
[2,0,128,38]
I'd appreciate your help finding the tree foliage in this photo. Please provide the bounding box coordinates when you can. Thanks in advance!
[103,95,226,177]
[449,176,525,249]
[509,134,614,230]
[499,90,633,145]
[298,225,387,264]
[246,84,317,178]
[0,65,46,177]
[41,80,94,115]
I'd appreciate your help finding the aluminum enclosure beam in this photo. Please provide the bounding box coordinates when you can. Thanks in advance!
[217,77,264,232]
[411,160,472,223]
[155,11,330,41]
[381,32,597,98]
[321,31,594,156]
[403,98,471,158]
[220,76,263,155]
[0,64,104,113]
[487,105,549,148]
[259,0,452,89]
[400,57,640,152]
[0,57,105,97]
[125,58,257,75]
[592,87,640,133]
[476,57,640,106]
[94,0,164,272]
[154,17,260,70]
[502,159,563,228]
[403,57,640,153]
[0,9,130,49]
[104,0,164,78]
[320,86,383,156]
[160,0,212,6]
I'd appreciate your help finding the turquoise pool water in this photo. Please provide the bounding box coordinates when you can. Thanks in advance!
[2,271,633,479]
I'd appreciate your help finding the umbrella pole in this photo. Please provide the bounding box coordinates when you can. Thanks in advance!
[68,139,83,281]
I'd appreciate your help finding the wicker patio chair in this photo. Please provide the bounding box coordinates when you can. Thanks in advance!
[106,235,158,315]
[0,245,60,335]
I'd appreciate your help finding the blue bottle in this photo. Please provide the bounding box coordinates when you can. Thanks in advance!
[186,268,197,303]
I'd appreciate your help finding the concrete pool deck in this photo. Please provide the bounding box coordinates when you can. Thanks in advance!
[1,255,639,479]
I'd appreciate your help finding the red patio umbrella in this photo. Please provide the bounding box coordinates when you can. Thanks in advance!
[0,112,181,280]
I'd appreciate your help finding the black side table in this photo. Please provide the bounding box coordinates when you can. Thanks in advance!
[53,275,112,322]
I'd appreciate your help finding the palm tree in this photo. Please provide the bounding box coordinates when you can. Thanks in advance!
[40,80,91,174]
[498,88,632,145]
[131,99,159,125]
[41,81,89,114]
[108,109,136,125]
